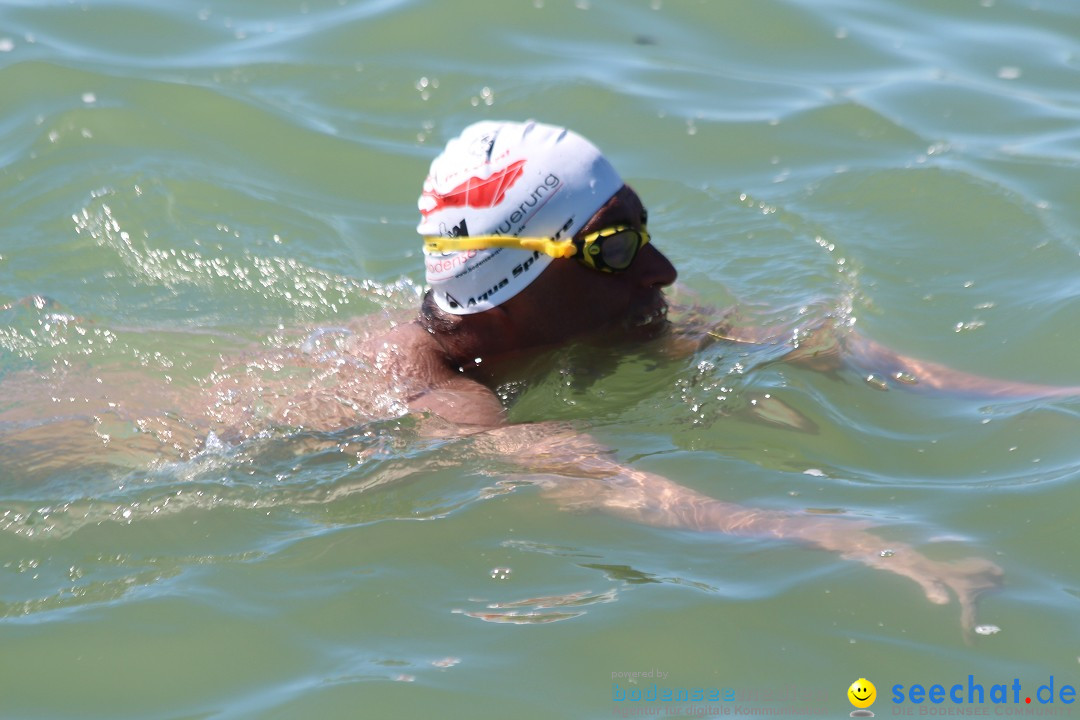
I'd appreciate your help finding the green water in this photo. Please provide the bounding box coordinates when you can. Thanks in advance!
[3,1,1080,717]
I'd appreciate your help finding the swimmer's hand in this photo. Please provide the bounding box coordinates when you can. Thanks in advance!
[696,512,1003,636]
[787,514,1002,634]
[687,503,1002,635]
[836,538,1003,636]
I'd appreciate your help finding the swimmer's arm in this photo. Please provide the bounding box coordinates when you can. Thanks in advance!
[476,424,1000,631]
[671,304,1080,398]
[831,331,1080,398]
[407,375,507,429]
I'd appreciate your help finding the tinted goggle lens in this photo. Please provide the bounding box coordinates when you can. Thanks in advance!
[580,227,649,272]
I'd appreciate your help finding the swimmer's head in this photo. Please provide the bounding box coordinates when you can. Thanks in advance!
[417,120,623,315]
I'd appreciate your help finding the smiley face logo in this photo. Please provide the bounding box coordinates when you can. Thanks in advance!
[848,678,876,709]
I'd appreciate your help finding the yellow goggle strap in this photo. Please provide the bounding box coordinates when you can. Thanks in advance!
[423,235,576,259]
[422,226,644,259]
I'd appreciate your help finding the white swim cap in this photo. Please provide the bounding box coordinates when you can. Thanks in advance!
[418,120,623,315]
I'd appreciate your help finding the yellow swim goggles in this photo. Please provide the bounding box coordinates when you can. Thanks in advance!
[423,226,651,273]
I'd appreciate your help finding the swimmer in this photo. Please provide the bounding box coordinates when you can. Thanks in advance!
[10,120,1074,629]
[395,121,1012,632]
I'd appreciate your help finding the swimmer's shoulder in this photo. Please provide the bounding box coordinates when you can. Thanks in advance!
[376,323,507,428]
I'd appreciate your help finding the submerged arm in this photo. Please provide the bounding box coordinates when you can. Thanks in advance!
[474,423,1001,632]
[670,303,1080,399]
[836,331,1080,398]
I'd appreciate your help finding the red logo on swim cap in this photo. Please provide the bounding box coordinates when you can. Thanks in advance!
[420,159,526,217]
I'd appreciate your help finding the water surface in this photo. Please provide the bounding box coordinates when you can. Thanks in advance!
[2,1,1080,717]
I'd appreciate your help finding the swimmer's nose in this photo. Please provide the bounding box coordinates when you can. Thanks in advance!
[635,244,678,288]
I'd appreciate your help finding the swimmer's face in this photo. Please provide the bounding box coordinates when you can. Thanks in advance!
[501,186,677,345]
[847,679,876,709]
